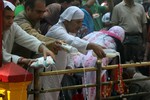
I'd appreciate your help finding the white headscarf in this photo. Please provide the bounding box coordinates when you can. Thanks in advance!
[3,0,15,11]
[59,6,84,22]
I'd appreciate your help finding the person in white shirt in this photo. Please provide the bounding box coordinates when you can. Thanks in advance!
[2,1,55,67]
[46,6,106,58]
[44,6,106,100]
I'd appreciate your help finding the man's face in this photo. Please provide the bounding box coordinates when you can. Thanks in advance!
[3,9,14,31]
[65,19,83,33]
[27,1,46,22]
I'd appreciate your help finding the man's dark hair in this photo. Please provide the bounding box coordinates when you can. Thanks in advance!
[45,0,56,6]
[57,0,74,3]
[4,6,12,11]
[24,0,45,9]
[3,6,13,16]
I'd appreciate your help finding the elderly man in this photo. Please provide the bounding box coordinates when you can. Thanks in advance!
[2,1,55,66]
[14,0,60,58]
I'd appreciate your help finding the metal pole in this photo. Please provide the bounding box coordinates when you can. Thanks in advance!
[39,67,97,76]
[39,62,150,76]
[28,84,97,94]
[102,92,150,100]
[34,69,40,100]
[96,59,102,100]
[27,77,150,94]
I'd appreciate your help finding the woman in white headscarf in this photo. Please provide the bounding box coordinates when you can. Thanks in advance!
[44,6,105,100]
[46,6,105,57]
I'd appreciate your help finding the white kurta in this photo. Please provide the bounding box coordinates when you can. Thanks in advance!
[2,22,42,64]
[46,22,89,53]
[36,22,89,100]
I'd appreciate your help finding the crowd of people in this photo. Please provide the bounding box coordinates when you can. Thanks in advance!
[1,0,150,100]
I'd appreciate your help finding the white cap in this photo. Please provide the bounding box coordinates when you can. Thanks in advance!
[59,6,84,22]
[101,2,107,6]
[4,0,15,11]
[102,12,110,23]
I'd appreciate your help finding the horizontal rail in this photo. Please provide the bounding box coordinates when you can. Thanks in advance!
[103,62,150,70]
[28,77,150,94]
[39,62,150,76]
[28,84,96,94]
[102,77,150,85]
[39,67,97,76]
[102,92,150,100]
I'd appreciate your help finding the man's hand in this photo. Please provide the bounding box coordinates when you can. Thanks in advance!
[45,40,63,54]
[18,58,37,66]
[38,44,56,61]
[87,43,106,58]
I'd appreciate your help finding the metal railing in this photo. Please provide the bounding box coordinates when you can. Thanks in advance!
[28,61,150,100]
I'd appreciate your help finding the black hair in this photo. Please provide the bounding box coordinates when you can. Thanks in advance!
[4,6,13,11]
[45,0,56,6]
[111,36,125,64]
[142,1,150,12]
[3,6,13,17]
[24,0,45,9]
[57,0,74,3]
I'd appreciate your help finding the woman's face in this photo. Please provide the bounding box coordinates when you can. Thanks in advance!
[43,7,51,18]
[65,19,83,33]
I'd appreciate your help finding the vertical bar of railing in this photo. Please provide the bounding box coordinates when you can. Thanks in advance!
[34,69,40,100]
[96,59,102,100]
[0,0,4,67]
